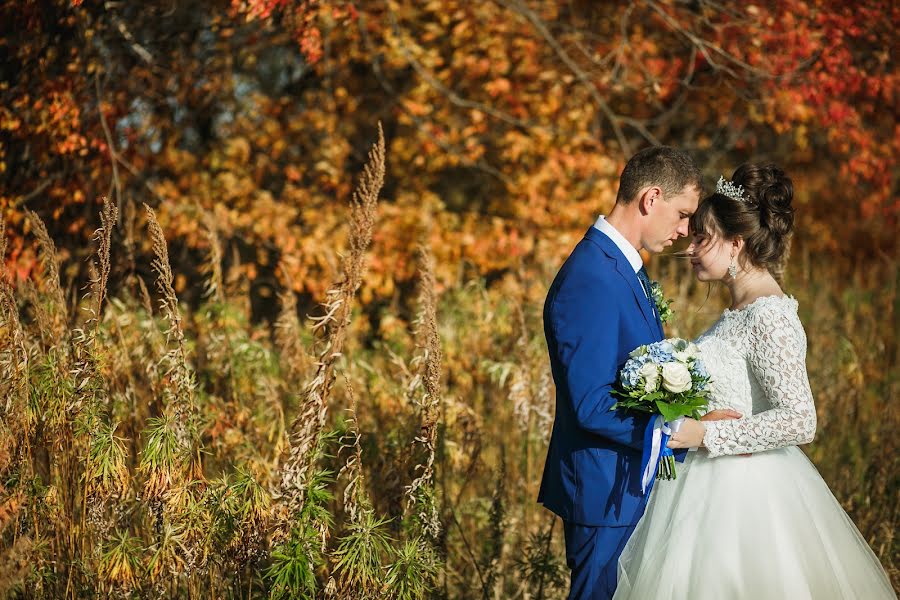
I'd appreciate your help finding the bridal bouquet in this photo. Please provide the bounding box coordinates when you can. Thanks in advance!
[612,339,711,483]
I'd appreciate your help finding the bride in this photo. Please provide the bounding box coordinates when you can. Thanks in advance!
[613,164,895,599]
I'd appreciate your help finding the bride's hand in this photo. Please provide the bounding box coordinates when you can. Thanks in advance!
[666,418,706,449]
[668,411,744,449]
[700,409,743,421]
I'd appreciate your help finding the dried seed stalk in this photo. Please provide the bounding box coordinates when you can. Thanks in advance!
[404,245,443,539]
[278,123,385,522]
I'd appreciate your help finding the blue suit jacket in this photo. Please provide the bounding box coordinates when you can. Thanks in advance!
[538,226,666,527]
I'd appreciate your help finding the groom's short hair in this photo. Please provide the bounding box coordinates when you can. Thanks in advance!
[616,146,702,205]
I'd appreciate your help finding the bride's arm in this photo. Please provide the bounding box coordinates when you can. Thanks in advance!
[702,304,817,457]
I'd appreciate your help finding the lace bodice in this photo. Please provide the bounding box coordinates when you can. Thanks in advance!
[696,295,817,457]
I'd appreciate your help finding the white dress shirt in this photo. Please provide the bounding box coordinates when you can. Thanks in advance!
[593,215,643,273]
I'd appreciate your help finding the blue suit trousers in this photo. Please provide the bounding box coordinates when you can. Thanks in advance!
[564,520,639,600]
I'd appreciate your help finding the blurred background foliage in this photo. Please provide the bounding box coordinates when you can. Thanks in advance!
[2,0,896,303]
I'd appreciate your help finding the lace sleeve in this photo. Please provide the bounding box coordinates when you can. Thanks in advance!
[703,302,817,457]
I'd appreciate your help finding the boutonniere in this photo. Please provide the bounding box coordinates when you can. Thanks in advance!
[649,280,674,324]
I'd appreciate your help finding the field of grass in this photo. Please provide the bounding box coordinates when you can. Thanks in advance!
[0,144,896,598]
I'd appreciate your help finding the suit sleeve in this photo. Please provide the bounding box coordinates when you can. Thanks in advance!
[549,273,651,450]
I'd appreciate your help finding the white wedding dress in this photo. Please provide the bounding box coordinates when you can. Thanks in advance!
[614,295,895,599]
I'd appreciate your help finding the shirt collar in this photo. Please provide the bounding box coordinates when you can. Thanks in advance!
[593,215,643,273]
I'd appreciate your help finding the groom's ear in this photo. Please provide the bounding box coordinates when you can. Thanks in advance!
[638,186,662,215]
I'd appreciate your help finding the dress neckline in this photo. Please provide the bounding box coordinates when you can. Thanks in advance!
[722,294,797,317]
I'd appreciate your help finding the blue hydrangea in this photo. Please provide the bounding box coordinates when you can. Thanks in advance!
[692,358,709,380]
[631,353,650,366]
[621,358,643,389]
[691,359,709,391]
[647,340,675,364]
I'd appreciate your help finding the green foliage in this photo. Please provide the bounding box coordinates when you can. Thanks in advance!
[28,347,72,433]
[146,522,188,583]
[332,509,393,596]
[611,385,710,422]
[514,528,568,598]
[140,415,185,477]
[230,467,272,526]
[84,421,128,500]
[264,463,336,599]
[265,520,324,600]
[98,529,143,593]
[384,538,440,600]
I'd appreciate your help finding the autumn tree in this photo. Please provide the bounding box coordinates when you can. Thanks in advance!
[2,0,896,307]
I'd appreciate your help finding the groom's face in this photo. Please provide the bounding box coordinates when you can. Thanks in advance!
[643,184,700,253]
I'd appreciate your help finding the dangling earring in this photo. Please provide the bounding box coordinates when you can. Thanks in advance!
[728,254,738,278]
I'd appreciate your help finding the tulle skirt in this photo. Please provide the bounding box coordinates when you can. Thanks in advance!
[614,447,895,599]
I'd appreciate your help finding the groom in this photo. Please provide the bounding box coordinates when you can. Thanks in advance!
[538,147,716,599]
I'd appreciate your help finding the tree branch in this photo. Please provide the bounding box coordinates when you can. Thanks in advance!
[111,14,154,64]
[386,6,557,136]
[358,11,513,187]
[646,0,770,80]
[95,73,123,217]
[494,0,635,155]
[13,177,56,208]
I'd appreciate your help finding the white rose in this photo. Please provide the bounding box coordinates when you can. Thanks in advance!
[639,362,660,393]
[661,362,692,393]
[630,345,649,358]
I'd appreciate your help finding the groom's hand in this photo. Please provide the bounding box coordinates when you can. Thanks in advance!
[692,409,751,457]
[700,409,742,421]
[666,418,706,449]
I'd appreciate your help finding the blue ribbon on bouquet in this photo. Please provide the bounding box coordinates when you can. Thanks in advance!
[640,416,684,494]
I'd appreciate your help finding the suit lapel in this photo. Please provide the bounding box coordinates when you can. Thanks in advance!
[618,261,659,336]
[583,227,657,335]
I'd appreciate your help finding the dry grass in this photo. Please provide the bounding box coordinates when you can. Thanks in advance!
[0,138,895,598]
[26,210,67,342]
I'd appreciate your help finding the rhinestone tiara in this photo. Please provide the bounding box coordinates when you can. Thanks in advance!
[715,176,748,203]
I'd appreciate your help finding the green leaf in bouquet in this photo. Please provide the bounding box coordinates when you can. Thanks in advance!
[642,391,665,402]
[655,400,690,422]
[680,395,706,407]
[611,398,656,413]
[610,388,629,400]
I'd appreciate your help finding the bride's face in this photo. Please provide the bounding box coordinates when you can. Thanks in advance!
[687,232,732,281]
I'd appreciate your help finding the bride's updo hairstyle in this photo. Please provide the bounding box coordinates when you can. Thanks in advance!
[690,163,795,283]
